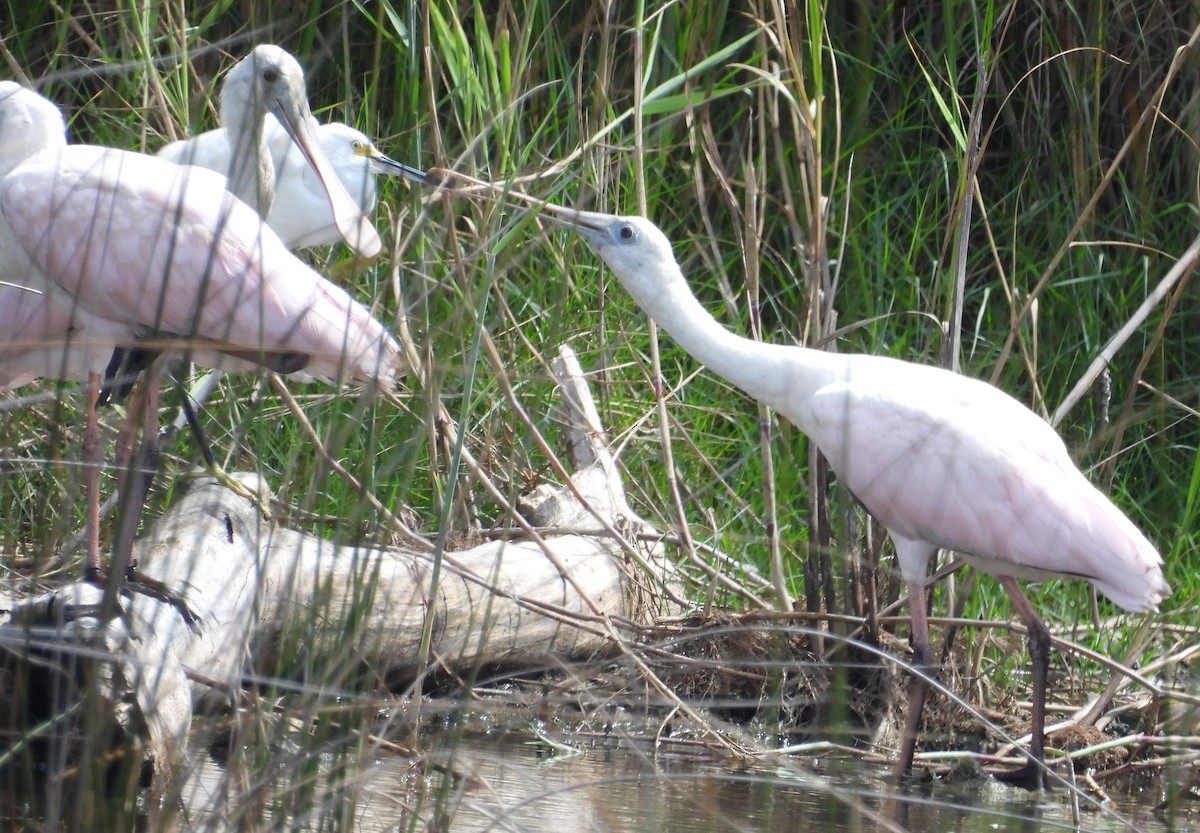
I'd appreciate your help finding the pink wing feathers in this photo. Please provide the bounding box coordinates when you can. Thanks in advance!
[0,287,123,389]
[804,356,1166,613]
[0,146,401,388]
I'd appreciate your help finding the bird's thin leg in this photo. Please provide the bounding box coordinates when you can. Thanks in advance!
[168,371,219,471]
[88,370,131,626]
[993,575,1050,790]
[171,369,269,516]
[110,372,159,579]
[169,368,218,469]
[895,579,934,779]
[111,369,202,632]
[82,371,104,583]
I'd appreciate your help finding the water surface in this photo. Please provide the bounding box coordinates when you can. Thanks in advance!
[181,730,1176,832]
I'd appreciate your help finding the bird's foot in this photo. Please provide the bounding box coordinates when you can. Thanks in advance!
[123,564,203,635]
[83,563,107,586]
[991,760,1048,791]
[205,463,271,520]
[81,563,128,622]
[75,565,124,621]
[83,562,202,634]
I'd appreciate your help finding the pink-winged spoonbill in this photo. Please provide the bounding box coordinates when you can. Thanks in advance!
[534,204,1168,790]
[0,80,403,624]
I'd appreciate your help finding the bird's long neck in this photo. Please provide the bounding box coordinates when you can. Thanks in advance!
[621,262,842,424]
[222,98,273,216]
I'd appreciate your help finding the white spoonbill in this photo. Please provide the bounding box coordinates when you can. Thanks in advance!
[0,81,403,614]
[535,205,1168,789]
[157,45,424,253]
[161,114,425,250]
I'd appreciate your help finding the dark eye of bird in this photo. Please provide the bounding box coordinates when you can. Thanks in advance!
[262,68,279,85]
[619,225,635,240]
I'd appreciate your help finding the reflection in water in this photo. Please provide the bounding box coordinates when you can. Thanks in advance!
[177,731,1172,832]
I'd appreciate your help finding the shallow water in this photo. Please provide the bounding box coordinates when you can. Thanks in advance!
[180,730,1179,832]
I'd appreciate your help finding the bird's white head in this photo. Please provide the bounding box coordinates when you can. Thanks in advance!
[537,206,680,300]
[221,45,310,138]
[531,201,746,389]
[0,81,67,177]
[220,45,383,258]
[323,123,427,184]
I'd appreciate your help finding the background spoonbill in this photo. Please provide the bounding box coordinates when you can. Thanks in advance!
[0,81,404,619]
[150,46,422,465]
[2,43,417,394]
[161,114,426,251]
[156,44,390,257]
[533,205,1168,789]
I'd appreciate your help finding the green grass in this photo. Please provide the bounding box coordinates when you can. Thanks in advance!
[2,0,1199,828]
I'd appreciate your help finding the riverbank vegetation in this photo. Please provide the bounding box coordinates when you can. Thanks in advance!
[1,1,1197,829]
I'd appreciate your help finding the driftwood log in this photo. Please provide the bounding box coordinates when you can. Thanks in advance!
[0,344,681,795]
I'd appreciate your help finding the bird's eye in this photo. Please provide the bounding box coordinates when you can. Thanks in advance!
[618,224,636,241]
[351,140,364,151]
[262,67,279,84]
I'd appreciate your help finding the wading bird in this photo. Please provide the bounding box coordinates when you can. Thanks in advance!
[157,45,425,251]
[2,43,419,389]
[158,44,379,255]
[533,204,1168,789]
[0,81,403,619]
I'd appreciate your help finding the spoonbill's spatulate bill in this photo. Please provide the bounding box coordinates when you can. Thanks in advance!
[0,80,403,619]
[262,119,426,249]
[535,204,1168,789]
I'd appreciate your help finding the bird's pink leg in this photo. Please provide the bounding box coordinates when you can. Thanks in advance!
[107,374,147,580]
[994,575,1049,790]
[895,579,934,778]
[112,380,143,495]
[82,371,103,581]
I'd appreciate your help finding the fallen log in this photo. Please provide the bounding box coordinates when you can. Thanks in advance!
[0,343,681,808]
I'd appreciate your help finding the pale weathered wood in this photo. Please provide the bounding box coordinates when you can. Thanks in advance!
[0,341,681,781]
[132,471,651,691]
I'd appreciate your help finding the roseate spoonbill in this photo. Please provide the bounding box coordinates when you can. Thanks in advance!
[156,44,424,253]
[0,81,403,620]
[161,115,425,250]
[1,43,418,391]
[535,205,1168,789]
